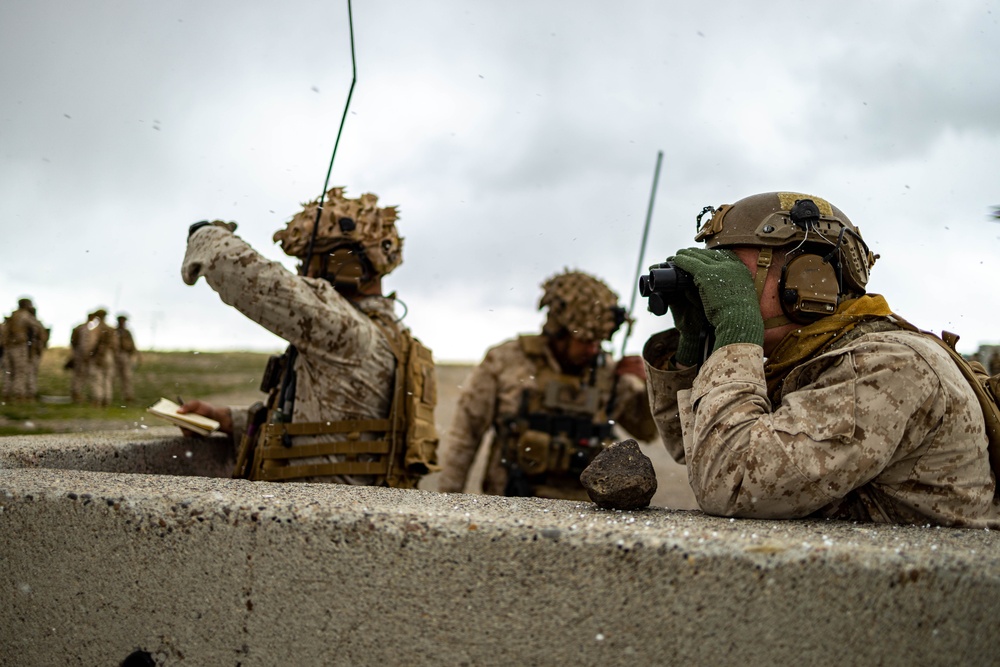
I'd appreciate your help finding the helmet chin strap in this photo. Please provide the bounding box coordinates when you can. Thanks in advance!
[763,314,793,329]
[753,247,793,329]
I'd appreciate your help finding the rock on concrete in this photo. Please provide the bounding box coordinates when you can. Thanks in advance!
[580,438,657,510]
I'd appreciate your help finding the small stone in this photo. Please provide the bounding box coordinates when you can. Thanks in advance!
[580,439,657,510]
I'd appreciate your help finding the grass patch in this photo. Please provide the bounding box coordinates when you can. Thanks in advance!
[2,347,273,435]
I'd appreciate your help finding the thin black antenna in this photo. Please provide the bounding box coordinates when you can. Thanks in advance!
[621,150,663,356]
[275,0,357,430]
[302,0,357,274]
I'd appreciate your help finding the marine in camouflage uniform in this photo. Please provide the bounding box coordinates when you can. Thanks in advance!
[86,309,116,407]
[180,187,436,487]
[26,304,49,399]
[438,271,658,500]
[1,298,45,401]
[68,312,96,403]
[643,192,1000,528]
[113,314,139,402]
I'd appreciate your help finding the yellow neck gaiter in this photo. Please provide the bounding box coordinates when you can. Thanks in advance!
[764,294,895,403]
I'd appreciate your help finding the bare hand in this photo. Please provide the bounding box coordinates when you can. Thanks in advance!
[615,355,646,381]
[177,399,234,436]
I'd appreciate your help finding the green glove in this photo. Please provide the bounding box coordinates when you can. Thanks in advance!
[665,280,711,366]
[671,248,764,352]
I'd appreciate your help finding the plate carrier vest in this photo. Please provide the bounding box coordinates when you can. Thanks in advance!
[232,309,438,489]
[498,335,617,493]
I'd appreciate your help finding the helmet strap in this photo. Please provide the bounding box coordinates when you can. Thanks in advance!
[762,314,793,329]
[753,247,772,301]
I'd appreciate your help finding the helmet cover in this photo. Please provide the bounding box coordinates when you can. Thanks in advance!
[273,187,403,277]
[539,270,624,342]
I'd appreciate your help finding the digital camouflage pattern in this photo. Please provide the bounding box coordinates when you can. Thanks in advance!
[438,334,657,499]
[643,330,1000,527]
[183,224,399,485]
[539,270,623,342]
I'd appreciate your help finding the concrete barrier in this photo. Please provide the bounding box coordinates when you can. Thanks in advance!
[2,429,999,666]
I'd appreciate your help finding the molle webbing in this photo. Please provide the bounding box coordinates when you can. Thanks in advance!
[254,418,397,481]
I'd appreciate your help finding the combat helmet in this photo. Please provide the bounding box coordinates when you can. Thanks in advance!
[273,187,402,285]
[539,270,626,342]
[695,191,877,295]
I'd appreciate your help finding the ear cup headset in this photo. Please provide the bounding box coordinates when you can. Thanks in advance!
[694,192,879,328]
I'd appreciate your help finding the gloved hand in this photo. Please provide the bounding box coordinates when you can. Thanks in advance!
[188,220,237,238]
[666,282,711,366]
[670,248,764,352]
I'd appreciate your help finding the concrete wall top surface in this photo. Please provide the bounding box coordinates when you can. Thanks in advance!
[2,430,1000,666]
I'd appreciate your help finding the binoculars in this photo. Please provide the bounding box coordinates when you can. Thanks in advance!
[638,260,694,316]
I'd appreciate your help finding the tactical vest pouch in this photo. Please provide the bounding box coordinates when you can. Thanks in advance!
[402,334,439,475]
[233,401,268,479]
[259,354,286,393]
[516,429,552,476]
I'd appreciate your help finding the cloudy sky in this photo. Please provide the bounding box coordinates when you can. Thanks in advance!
[2,0,999,362]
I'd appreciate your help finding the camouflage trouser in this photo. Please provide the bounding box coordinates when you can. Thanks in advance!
[2,346,32,399]
[114,354,135,401]
[71,358,89,403]
[28,353,42,397]
[89,362,113,406]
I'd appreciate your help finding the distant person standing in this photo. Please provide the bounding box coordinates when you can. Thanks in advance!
[87,309,116,406]
[1,298,45,401]
[114,314,139,402]
[68,311,96,403]
[26,303,49,399]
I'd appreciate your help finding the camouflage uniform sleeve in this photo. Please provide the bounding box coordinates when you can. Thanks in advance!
[436,347,504,493]
[182,226,379,360]
[681,341,946,519]
[642,329,698,464]
[609,373,659,444]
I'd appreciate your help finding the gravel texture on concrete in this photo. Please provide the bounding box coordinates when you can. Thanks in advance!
[2,432,999,666]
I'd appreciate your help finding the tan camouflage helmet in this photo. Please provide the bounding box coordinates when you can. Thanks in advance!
[539,270,626,342]
[694,191,878,295]
[273,187,403,277]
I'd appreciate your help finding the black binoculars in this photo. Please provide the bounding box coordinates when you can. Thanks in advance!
[638,261,694,316]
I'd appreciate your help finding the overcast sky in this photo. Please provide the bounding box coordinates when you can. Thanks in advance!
[2,0,999,362]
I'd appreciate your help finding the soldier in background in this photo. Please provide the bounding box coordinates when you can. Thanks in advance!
[437,270,658,500]
[68,311,96,403]
[114,314,139,402]
[87,309,116,406]
[177,187,437,488]
[26,303,49,399]
[1,298,45,401]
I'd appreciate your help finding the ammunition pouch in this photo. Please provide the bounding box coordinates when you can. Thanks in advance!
[506,414,611,478]
[232,401,268,480]
[259,354,286,393]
